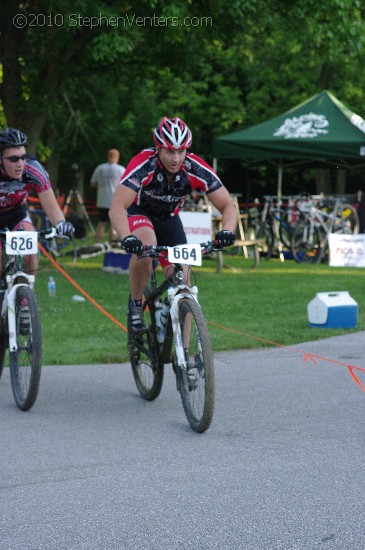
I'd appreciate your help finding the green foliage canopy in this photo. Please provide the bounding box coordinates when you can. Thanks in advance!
[0,0,365,192]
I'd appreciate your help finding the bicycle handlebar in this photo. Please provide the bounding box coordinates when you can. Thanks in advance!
[0,228,70,241]
[137,240,224,259]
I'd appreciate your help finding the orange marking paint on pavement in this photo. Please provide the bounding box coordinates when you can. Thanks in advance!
[303,353,318,364]
[207,320,365,393]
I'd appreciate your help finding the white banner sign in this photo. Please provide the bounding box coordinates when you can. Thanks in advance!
[329,233,365,267]
[179,212,212,244]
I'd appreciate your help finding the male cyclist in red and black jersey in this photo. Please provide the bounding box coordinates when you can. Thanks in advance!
[109,116,237,332]
[0,127,74,275]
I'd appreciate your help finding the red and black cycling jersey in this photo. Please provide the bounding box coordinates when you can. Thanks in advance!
[0,156,51,209]
[120,148,223,218]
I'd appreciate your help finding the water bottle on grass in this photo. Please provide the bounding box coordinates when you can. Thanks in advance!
[48,276,56,297]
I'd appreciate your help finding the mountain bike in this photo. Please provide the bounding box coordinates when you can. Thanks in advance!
[291,197,360,262]
[250,196,304,260]
[0,227,62,410]
[128,241,220,433]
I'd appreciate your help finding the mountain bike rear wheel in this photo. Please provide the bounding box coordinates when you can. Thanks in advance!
[129,298,164,401]
[175,297,215,433]
[10,285,42,411]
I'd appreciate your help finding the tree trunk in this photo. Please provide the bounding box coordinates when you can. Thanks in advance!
[335,169,346,195]
[315,168,332,195]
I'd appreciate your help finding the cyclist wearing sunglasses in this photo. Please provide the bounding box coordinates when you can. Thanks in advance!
[109,116,237,333]
[0,127,74,274]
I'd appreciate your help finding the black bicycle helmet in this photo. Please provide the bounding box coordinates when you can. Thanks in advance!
[0,127,28,153]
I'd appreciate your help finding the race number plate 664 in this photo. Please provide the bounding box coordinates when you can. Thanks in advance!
[6,231,38,256]
[167,244,202,266]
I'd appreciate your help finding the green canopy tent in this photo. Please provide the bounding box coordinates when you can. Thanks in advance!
[213,90,365,196]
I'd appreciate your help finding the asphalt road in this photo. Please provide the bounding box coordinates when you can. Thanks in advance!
[1,332,365,550]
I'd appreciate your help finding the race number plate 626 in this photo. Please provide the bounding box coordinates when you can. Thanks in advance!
[6,231,38,256]
[167,244,202,266]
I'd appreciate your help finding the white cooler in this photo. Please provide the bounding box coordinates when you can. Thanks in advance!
[307,291,358,329]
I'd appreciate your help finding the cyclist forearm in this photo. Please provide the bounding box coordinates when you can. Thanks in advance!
[208,188,238,232]
[38,189,66,226]
[220,203,238,232]
[109,185,136,240]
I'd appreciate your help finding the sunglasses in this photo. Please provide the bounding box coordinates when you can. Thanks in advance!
[2,154,27,163]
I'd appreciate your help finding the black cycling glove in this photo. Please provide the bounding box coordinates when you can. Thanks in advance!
[56,221,75,237]
[122,234,143,254]
[214,230,236,249]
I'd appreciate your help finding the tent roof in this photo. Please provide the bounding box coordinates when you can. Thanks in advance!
[213,90,365,163]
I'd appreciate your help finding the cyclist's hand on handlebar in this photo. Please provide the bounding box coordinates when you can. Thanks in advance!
[214,230,236,249]
[122,234,143,254]
[56,220,75,238]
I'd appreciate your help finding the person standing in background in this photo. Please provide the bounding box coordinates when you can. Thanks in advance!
[90,149,125,243]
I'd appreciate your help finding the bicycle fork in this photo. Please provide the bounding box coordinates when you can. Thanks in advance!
[168,285,200,369]
[2,273,35,352]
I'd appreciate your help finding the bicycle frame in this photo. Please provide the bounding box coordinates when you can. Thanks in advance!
[143,262,199,370]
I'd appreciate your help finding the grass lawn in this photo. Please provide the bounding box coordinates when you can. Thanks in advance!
[27,245,365,366]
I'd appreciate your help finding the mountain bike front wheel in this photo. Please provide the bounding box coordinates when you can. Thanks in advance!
[129,298,164,401]
[175,297,215,433]
[10,285,42,411]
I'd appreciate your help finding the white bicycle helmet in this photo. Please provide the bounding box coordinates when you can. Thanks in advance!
[153,117,192,150]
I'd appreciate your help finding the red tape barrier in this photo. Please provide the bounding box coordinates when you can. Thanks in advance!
[39,244,365,391]
[38,242,128,333]
[207,321,365,393]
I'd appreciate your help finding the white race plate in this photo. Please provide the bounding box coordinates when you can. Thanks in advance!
[5,231,38,255]
[167,243,202,266]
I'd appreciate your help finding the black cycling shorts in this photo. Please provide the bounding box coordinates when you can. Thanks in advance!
[127,204,187,247]
[0,204,28,230]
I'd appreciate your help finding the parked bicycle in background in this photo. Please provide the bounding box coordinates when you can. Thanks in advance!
[247,193,360,263]
[250,195,305,260]
[291,195,359,262]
